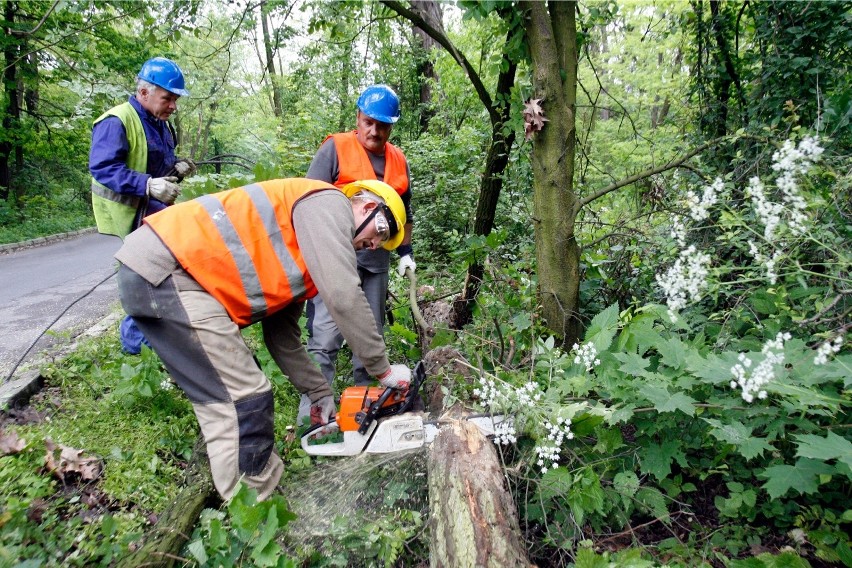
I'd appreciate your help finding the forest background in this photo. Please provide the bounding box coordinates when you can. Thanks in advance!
[1,1,851,567]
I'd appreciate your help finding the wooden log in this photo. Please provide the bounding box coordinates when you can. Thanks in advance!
[427,418,533,568]
[116,437,217,568]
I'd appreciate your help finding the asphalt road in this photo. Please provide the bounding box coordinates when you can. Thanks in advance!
[0,230,123,382]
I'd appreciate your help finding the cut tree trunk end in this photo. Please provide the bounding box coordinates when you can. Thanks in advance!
[428,418,533,567]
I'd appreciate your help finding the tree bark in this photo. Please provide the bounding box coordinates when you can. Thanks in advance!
[116,437,217,568]
[525,1,582,347]
[428,418,532,568]
[410,0,442,133]
[259,1,283,119]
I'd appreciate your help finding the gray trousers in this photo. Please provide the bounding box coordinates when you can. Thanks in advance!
[118,265,283,501]
[298,266,388,422]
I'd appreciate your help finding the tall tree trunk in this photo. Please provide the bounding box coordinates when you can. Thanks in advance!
[259,1,282,119]
[450,55,516,329]
[410,0,442,133]
[524,1,582,347]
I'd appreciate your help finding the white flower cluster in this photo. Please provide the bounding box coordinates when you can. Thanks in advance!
[473,375,506,410]
[514,381,543,408]
[572,342,601,372]
[749,136,824,241]
[730,332,791,403]
[535,417,574,474]
[671,218,687,247]
[493,418,517,446]
[160,379,174,391]
[814,335,845,366]
[747,240,783,285]
[655,245,712,321]
[685,177,722,221]
[746,177,786,241]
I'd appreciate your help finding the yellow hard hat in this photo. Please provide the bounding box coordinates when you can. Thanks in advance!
[342,180,407,251]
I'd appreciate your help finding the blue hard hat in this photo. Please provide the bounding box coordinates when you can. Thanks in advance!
[357,84,400,124]
[138,57,189,97]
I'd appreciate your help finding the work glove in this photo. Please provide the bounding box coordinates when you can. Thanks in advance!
[310,395,336,426]
[378,364,411,390]
[397,254,416,277]
[173,158,197,178]
[146,176,181,205]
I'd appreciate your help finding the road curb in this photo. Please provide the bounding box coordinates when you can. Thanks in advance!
[0,227,97,255]
[0,311,122,410]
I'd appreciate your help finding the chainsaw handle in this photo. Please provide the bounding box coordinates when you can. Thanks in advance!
[357,386,398,435]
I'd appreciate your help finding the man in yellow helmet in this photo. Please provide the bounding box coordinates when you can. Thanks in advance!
[114,178,410,501]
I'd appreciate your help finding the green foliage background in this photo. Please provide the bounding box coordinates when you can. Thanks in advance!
[1,1,850,567]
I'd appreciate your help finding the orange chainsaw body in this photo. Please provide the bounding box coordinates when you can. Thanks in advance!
[336,386,407,432]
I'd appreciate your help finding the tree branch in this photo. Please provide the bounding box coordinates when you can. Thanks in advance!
[380,0,496,121]
[575,137,727,213]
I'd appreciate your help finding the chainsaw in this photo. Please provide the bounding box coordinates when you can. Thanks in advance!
[301,361,503,457]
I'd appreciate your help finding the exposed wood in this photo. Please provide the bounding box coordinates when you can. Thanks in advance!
[427,418,533,568]
[116,437,218,568]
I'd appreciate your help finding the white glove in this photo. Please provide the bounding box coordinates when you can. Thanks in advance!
[146,176,181,205]
[173,158,197,178]
[310,395,336,426]
[377,364,411,390]
[397,254,416,277]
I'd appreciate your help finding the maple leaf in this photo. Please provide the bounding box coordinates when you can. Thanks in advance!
[43,438,102,481]
[44,438,61,480]
[523,97,549,140]
[0,428,26,455]
[59,444,102,480]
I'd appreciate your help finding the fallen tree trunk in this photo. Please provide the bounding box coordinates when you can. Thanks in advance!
[117,437,217,568]
[427,417,532,567]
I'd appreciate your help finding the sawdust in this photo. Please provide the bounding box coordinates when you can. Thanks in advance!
[279,448,429,554]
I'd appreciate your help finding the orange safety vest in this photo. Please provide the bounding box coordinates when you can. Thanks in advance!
[145,178,333,326]
[329,131,409,196]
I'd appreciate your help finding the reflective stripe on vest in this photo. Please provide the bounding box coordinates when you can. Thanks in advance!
[91,182,142,207]
[329,131,409,196]
[146,179,326,326]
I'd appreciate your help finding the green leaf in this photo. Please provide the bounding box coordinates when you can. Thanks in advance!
[795,431,852,469]
[613,471,640,508]
[657,337,687,370]
[729,551,813,567]
[640,439,686,481]
[613,352,650,375]
[639,384,696,415]
[585,303,620,351]
[749,290,778,315]
[250,507,282,567]
[759,459,835,498]
[574,548,610,568]
[539,467,573,502]
[688,351,738,385]
[187,539,209,564]
[636,487,669,521]
[703,418,773,460]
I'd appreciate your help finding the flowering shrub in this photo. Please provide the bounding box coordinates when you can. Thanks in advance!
[460,133,850,562]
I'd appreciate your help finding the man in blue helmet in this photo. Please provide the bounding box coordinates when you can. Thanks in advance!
[89,56,197,354]
[299,84,416,422]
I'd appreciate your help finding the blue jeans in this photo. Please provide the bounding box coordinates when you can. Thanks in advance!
[119,314,151,354]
